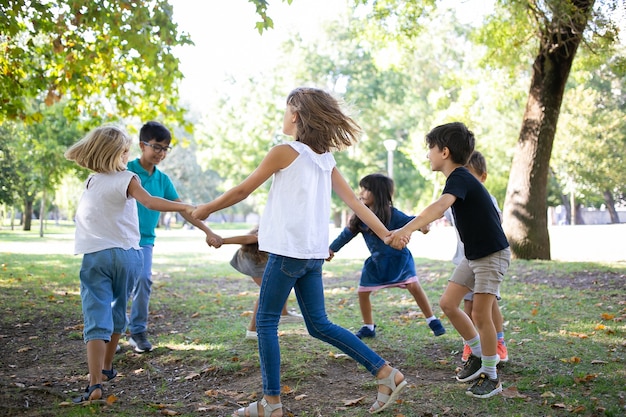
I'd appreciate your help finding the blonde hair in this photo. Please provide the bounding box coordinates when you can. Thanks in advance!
[65,125,131,173]
[286,87,361,153]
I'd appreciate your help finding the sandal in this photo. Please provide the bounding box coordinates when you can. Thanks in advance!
[72,384,103,404]
[369,367,407,414]
[102,368,118,381]
[234,398,282,417]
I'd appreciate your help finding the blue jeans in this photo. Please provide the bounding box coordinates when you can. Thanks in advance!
[258,254,387,396]
[80,248,142,342]
[128,245,153,335]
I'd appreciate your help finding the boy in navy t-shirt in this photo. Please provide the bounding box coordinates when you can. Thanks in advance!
[387,122,510,399]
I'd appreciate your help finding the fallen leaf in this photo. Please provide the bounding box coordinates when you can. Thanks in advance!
[190,312,200,318]
[184,372,200,380]
[295,394,307,400]
[572,405,586,413]
[106,394,118,405]
[591,360,607,364]
[574,374,597,383]
[160,409,179,416]
[281,385,293,394]
[551,403,566,408]
[342,396,365,406]
[541,391,556,398]
[501,386,528,399]
[601,313,615,320]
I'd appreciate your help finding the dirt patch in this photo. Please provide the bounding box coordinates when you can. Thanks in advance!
[0,267,623,417]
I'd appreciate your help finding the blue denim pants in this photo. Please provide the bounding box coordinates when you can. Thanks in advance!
[257,254,388,396]
[79,248,142,342]
[128,245,153,335]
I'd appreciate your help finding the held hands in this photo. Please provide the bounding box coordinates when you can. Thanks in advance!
[419,223,431,235]
[384,229,411,250]
[183,204,196,218]
[206,231,223,248]
[192,203,212,221]
[326,249,335,262]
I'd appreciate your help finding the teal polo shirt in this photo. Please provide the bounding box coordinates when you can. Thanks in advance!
[127,158,179,246]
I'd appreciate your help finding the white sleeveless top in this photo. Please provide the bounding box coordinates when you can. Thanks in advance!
[259,141,336,259]
[74,171,141,255]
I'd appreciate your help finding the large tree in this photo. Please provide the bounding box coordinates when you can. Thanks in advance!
[353,0,622,259]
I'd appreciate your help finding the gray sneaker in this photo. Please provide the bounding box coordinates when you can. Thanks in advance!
[456,354,482,382]
[128,332,153,353]
[466,373,502,398]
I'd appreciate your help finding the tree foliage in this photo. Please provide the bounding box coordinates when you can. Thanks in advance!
[0,0,192,126]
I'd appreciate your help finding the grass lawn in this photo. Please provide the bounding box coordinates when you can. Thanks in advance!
[0,222,625,416]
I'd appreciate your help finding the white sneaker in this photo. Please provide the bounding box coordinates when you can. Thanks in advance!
[279,311,304,324]
[245,330,258,340]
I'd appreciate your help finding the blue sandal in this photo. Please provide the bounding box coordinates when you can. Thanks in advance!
[72,384,103,404]
[102,368,117,381]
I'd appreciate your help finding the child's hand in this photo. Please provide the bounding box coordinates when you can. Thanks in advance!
[419,223,431,234]
[206,232,223,248]
[193,203,212,221]
[326,249,335,262]
[183,204,195,218]
[385,229,410,249]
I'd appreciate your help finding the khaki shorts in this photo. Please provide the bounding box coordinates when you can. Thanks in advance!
[450,247,510,295]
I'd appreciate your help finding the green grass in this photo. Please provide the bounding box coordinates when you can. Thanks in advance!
[1,226,625,416]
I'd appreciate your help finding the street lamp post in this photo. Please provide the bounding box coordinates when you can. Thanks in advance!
[383,139,398,180]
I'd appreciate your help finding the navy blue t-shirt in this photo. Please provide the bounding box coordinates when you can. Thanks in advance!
[443,167,509,260]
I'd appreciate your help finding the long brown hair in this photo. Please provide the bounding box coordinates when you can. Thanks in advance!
[240,226,268,264]
[286,87,361,154]
[348,174,394,233]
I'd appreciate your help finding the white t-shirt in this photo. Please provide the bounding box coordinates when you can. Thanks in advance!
[259,141,335,259]
[74,171,141,255]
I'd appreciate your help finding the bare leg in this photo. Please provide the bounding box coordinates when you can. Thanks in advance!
[406,282,434,317]
[358,291,374,324]
[471,293,497,357]
[103,333,121,372]
[85,340,104,399]
[492,300,503,333]
[440,282,476,341]
[464,299,474,322]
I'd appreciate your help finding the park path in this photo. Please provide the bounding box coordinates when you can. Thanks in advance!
[1,223,624,263]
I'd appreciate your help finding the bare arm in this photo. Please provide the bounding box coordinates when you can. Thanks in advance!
[222,234,258,245]
[331,167,390,241]
[192,144,298,221]
[128,177,194,217]
[176,200,223,248]
[387,193,456,248]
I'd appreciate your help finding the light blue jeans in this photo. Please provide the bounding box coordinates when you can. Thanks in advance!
[128,245,153,335]
[80,248,142,342]
[257,254,388,396]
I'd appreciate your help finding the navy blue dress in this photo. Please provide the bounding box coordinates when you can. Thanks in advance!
[329,207,416,289]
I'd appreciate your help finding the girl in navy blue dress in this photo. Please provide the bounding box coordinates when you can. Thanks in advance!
[328,173,445,339]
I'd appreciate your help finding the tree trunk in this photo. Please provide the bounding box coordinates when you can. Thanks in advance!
[502,0,594,259]
[23,199,33,231]
[603,190,620,223]
[39,189,46,237]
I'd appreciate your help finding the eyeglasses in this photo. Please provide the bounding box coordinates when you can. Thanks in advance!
[141,141,172,153]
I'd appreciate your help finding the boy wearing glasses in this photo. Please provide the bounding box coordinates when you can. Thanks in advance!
[126,121,221,353]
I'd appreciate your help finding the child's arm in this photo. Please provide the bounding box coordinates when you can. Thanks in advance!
[128,177,194,217]
[193,144,298,221]
[222,234,258,245]
[387,193,456,248]
[177,209,223,247]
[331,167,390,241]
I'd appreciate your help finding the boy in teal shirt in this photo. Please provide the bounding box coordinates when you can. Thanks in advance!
[126,121,221,353]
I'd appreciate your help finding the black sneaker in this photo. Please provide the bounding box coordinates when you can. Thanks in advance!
[466,373,502,398]
[456,354,482,382]
[428,319,446,336]
[128,332,153,353]
[355,325,376,339]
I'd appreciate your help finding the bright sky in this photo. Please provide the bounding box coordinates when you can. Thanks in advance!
[170,0,346,113]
